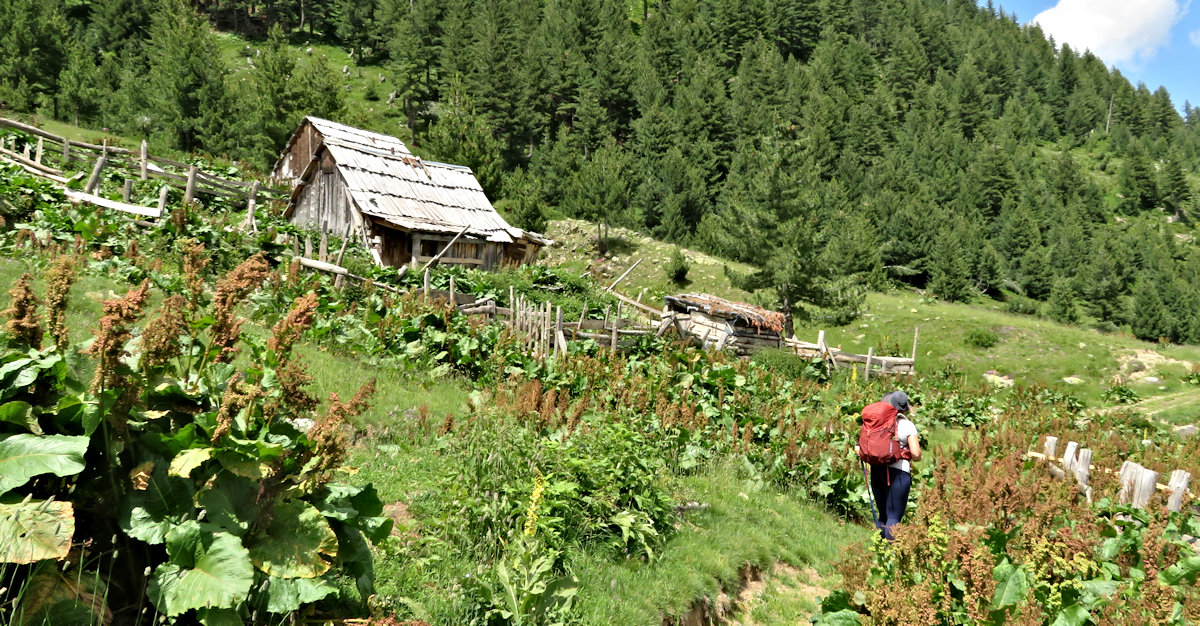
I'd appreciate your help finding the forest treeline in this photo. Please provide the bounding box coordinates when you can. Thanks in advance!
[3,0,1200,341]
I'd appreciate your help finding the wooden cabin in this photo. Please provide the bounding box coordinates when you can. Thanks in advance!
[663,293,785,355]
[271,117,549,269]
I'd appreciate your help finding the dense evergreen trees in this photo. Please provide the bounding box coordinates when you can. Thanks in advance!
[4,0,1200,335]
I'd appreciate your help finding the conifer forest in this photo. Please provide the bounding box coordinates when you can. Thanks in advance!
[2,1,1200,625]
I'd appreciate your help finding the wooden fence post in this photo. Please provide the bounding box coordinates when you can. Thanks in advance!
[1062,441,1079,472]
[865,347,874,381]
[423,267,430,298]
[245,181,259,233]
[1118,461,1137,505]
[318,227,329,262]
[449,275,456,304]
[1132,466,1160,509]
[1042,436,1058,462]
[157,184,170,216]
[62,139,70,163]
[140,139,148,180]
[84,154,107,194]
[1075,448,1093,502]
[1168,470,1192,513]
[122,179,133,203]
[556,306,565,356]
[304,234,313,258]
[183,165,198,205]
[34,137,43,164]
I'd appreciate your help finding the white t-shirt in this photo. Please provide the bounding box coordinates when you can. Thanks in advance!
[889,418,918,473]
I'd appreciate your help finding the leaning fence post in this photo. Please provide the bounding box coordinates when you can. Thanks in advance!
[34,137,43,164]
[84,153,107,194]
[1168,470,1192,513]
[156,184,170,217]
[183,165,198,205]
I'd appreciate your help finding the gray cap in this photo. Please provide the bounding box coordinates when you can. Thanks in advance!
[887,390,910,415]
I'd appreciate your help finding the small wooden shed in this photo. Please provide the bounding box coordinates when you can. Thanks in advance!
[664,293,785,355]
[271,117,549,269]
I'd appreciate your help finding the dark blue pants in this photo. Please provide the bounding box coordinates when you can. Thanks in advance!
[869,465,911,540]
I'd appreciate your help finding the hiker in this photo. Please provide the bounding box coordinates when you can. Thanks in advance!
[857,391,921,540]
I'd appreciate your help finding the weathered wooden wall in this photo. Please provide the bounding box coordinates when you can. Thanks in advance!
[273,122,320,185]
[290,152,355,235]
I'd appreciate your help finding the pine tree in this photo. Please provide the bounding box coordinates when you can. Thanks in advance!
[1159,152,1191,219]
[500,168,547,233]
[143,0,230,153]
[1046,278,1079,325]
[1117,143,1157,214]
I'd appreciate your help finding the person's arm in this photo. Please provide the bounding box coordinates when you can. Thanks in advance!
[907,434,922,462]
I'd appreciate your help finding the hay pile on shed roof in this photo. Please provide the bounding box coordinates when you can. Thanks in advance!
[665,293,785,334]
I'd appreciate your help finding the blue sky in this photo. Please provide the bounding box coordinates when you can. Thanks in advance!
[991,0,1199,112]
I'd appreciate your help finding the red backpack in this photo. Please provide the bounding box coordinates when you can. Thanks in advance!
[857,401,911,465]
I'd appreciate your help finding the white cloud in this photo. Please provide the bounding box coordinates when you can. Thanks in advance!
[1031,0,1184,66]
[1190,28,1200,46]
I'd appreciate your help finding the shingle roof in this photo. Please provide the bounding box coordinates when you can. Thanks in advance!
[665,293,785,334]
[289,117,549,245]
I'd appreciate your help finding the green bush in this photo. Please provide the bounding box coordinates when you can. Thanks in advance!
[964,327,999,348]
[750,348,828,382]
[666,247,689,285]
[1004,297,1038,316]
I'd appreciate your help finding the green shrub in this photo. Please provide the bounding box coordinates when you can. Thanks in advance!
[964,327,999,348]
[666,247,689,285]
[1101,384,1140,405]
[1004,297,1038,316]
[750,348,828,382]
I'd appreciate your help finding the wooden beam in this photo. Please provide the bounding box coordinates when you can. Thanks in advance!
[421,224,471,271]
[607,258,642,291]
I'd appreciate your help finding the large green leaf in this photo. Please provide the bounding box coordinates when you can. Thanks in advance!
[197,473,258,537]
[1159,556,1200,587]
[1050,604,1090,626]
[0,500,74,564]
[120,465,195,545]
[0,434,89,495]
[0,400,37,432]
[315,483,392,543]
[169,447,213,478]
[990,561,1029,610]
[263,575,337,613]
[248,501,338,578]
[148,531,254,616]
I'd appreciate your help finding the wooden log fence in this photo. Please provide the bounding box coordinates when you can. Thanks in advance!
[0,118,272,217]
[1027,434,1194,515]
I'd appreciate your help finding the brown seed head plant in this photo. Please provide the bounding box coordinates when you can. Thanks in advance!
[86,280,150,429]
[44,256,77,352]
[182,239,210,309]
[208,254,270,363]
[140,294,186,370]
[4,273,44,349]
[303,379,376,491]
[211,373,262,445]
[263,293,320,420]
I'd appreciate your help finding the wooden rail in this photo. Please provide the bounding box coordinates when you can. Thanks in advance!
[0,118,266,211]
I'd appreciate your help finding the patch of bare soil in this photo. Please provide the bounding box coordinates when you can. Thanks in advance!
[1117,349,1193,383]
[384,500,417,538]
